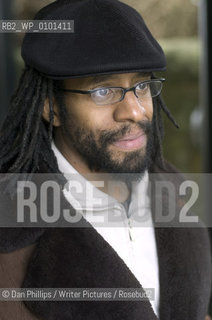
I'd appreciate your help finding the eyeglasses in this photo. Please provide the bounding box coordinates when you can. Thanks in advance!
[61,78,165,106]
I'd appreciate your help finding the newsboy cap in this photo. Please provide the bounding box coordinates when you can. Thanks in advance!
[21,0,166,79]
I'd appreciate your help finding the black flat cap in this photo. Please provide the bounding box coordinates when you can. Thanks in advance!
[21,0,166,79]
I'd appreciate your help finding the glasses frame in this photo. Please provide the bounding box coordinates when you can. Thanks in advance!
[61,78,166,106]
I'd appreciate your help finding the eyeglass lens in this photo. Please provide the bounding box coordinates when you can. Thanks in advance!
[136,81,162,99]
[91,88,123,105]
[90,80,163,106]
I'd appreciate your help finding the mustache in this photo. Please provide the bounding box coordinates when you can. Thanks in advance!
[99,121,152,146]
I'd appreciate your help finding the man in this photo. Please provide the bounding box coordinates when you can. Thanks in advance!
[0,0,211,319]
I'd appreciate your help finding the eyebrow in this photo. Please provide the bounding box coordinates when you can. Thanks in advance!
[87,72,151,86]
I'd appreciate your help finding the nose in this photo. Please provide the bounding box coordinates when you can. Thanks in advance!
[113,91,152,123]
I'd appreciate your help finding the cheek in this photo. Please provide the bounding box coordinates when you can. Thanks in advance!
[65,98,113,132]
[143,99,153,120]
[85,110,113,133]
[64,97,92,128]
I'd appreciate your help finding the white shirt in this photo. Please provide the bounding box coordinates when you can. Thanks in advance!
[52,141,160,317]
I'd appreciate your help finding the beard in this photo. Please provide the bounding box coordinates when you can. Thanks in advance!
[61,119,155,183]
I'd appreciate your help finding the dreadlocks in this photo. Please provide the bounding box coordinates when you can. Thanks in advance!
[150,74,179,170]
[0,67,66,174]
[0,67,178,176]
[151,94,179,170]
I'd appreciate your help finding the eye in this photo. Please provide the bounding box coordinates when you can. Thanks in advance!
[91,87,118,105]
[137,82,148,91]
[94,88,113,97]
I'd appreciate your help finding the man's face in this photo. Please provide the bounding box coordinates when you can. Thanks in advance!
[54,72,154,175]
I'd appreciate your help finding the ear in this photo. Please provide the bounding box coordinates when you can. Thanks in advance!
[42,98,61,127]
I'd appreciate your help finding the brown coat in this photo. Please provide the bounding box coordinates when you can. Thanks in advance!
[0,163,211,319]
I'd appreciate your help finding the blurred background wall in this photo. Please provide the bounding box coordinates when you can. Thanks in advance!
[0,0,209,174]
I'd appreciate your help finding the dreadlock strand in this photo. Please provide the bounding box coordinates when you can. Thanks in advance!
[153,104,165,169]
[30,130,43,173]
[0,69,38,152]
[152,100,163,168]
[0,68,35,133]
[0,146,20,168]
[47,79,55,140]
[160,96,179,129]
[22,77,49,167]
[9,75,43,171]
[36,118,60,173]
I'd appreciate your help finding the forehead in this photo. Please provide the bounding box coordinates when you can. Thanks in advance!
[64,72,151,88]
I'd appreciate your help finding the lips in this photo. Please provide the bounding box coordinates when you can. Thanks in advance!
[112,130,147,151]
